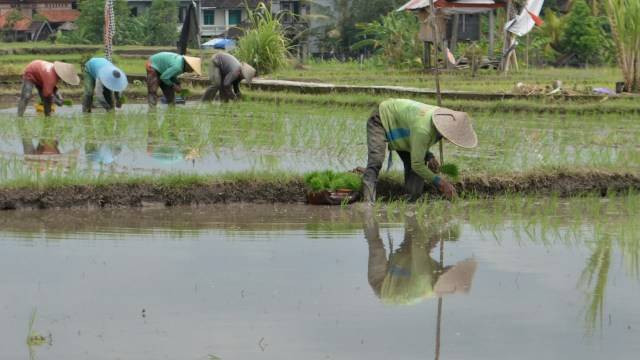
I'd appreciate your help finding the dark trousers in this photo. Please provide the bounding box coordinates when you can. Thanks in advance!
[18,80,50,116]
[82,70,119,113]
[146,62,175,107]
[362,111,425,202]
[201,63,240,102]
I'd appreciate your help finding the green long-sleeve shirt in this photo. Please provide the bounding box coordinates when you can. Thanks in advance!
[149,52,185,86]
[379,99,439,183]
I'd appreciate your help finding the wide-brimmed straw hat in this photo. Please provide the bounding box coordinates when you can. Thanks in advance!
[183,56,202,76]
[98,64,128,92]
[241,63,256,83]
[432,108,478,148]
[53,61,80,86]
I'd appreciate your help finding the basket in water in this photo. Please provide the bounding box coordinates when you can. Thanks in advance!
[307,189,360,205]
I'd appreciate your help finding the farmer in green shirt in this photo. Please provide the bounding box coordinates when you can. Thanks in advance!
[146,52,202,107]
[362,99,478,202]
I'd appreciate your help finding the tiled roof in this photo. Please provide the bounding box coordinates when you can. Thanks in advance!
[37,9,80,23]
[201,0,263,8]
[0,13,33,31]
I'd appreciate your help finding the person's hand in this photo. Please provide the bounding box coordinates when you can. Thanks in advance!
[437,178,457,201]
[173,84,182,93]
[428,157,440,173]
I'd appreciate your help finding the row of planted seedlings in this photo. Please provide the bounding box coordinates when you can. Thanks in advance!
[0,100,639,195]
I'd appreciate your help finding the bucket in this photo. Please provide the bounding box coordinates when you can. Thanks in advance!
[615,81,626,94]
[307,189,360,205]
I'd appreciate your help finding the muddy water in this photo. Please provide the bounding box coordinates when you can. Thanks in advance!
[1,200,639,360]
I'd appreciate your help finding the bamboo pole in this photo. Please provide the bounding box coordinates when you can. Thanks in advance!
[429,0,444,165]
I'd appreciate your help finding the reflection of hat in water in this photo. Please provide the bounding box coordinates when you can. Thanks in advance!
[53,61,80,86]
[432,108,478,149]
[241,63,256,83]
[86,144,122,165]
[183,56,202,76]
[98,64,128,92]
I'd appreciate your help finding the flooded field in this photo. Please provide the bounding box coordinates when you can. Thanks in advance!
[1,102,639,185]
[1,196,639,359]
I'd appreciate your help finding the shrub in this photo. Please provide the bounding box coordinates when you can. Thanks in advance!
[352,11,422,68]
[235,2,290,75]
[605,0,640,92]
[561,0,607,65]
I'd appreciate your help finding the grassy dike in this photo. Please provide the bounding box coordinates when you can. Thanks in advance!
[1,168,639,210]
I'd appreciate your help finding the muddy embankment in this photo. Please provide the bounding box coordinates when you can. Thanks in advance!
[1,170,638,211]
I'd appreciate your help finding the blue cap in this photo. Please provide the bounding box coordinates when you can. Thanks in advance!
[97,64,128,92]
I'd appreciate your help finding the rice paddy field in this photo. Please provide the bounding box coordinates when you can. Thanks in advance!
[0,99,638,188]
[2,43,640,360]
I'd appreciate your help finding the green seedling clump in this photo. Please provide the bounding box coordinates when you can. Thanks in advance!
[440,163,460,179]
[304,170,362,192]
[62,99,73,106]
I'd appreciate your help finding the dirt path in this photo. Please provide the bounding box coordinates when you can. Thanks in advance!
[1,170,638,211]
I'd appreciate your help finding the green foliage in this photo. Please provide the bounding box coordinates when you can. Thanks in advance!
[142,0,179,46]
[605,0,640,92]
[304,171,362,191]
[440,163,460,180]
[561,0,607,64]
[60,0,143,45]
[235,2,290,75]
[352,11,421,68]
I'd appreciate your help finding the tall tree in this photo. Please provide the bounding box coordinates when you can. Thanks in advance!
[74,0,138,44]
[561,0,605,64]
[143,0,179,46]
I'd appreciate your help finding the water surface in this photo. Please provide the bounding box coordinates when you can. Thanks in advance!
[1,198,638,359]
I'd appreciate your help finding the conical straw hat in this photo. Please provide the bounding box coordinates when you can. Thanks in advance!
[97,63,128,92]
[241,63,256,83]
[183,56,202,76]
[53,61,80,86]
[432,108,478,149]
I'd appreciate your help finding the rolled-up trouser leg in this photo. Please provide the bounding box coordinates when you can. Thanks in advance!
[362,111,387,203]
[397,150,425,201]
[82,72,95,113]
[17,80,35,117]
[146,62,160,108]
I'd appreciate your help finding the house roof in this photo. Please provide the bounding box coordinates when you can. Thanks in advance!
[398,0,505,14]
[0,12,33,31]
[37,9,80,23]
[201,0,262,8]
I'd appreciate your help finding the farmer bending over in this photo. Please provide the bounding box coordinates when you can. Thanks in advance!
[146,52,201,107]
[202,52,256,102]
[82,57,128,113]
[18,60,80,117]
[363,99,478,202]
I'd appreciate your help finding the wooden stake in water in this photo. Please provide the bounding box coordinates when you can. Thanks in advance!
[429,0,444,165]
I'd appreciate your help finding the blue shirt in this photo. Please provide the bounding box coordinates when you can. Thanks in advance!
[85,58,112,80]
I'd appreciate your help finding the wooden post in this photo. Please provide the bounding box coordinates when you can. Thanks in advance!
[500,0,514,73]
[450,14,459,53]
[424,41,432,69]
[488,10,495,59]
[428,0,444,165]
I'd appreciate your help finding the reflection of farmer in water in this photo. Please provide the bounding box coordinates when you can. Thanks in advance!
[365,216,476,305]
[22,138,61,156]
